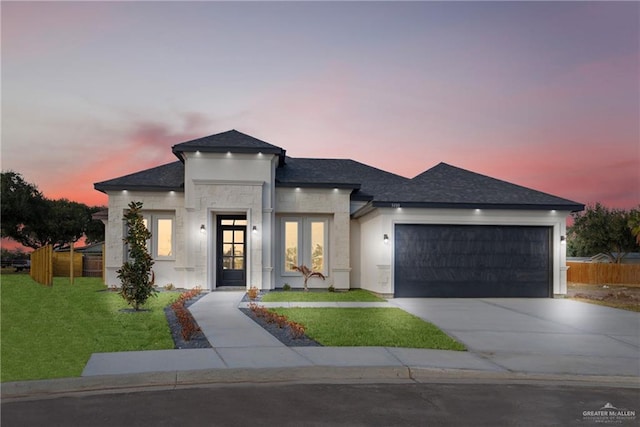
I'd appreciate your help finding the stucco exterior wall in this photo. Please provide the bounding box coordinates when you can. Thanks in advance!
[183,152,277,290]
[274,187,351,289]
[104,190,186,288]
[354,208,570,296]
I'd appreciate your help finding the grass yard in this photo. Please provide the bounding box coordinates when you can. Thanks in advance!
[261,289,385,302]
[271,307,466,350]
[1,273,179,382]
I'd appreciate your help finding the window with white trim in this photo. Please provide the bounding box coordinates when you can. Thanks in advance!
[281,217,328,275]
[124,212,175,261]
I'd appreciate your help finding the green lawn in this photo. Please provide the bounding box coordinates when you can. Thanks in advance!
[261,289,385,302]
[271,307,466,350]
[1,274,179,382]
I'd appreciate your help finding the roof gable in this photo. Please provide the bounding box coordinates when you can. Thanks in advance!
[369,162,584,211]
[172,129,285,159]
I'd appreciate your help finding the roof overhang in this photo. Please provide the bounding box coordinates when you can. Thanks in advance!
[173,145,286,163]
[371,201,585,212]
[93,184,184,194]
[276,182,361,190]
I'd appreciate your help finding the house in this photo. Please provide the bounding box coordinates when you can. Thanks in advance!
[94,130,584,297]
[589,253,640,264]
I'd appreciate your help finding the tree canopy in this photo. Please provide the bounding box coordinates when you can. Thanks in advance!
[1,171,105,249]
[568,203,640,263]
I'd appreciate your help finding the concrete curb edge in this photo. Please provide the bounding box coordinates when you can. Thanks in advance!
[2,366,638,401]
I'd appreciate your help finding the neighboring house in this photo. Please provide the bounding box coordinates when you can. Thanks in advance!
[95,130,584,298]
[590,253,640,264]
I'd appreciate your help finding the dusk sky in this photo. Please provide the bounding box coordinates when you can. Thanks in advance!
[2,1,639,211]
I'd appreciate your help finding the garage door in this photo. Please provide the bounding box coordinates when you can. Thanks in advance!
[394,225,551,298]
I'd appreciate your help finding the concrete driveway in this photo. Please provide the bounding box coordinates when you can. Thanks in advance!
[390,298,640,377]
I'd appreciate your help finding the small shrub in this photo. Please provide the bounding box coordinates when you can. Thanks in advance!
[249,304,307,339]
[247,286,259,300]
[328,285,335,292]
[164,283,175,291]
[289,321,306,339]
[170,287,203,341]
[283,283,291,291]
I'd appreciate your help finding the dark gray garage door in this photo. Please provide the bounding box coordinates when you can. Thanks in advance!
[394,225,551,298]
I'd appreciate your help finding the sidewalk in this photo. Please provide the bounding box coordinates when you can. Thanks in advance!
[82,291,498,376]
[4,291,638,400]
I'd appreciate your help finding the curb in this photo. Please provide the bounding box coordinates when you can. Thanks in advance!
[2,366,638,401]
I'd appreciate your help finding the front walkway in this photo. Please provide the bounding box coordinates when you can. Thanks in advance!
[82,292,495,376]
[83,292,639,378]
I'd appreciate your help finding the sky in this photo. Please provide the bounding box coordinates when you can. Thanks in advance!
[2,1,639,213]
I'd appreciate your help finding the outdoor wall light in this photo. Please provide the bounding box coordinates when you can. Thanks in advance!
[252,225,258,233]
[383,234,389,244]
[200,224,206,234]
[560,235,566,244]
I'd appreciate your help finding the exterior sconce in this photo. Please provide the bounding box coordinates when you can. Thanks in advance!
[200,224,206,234]
[560,235,566,244]
[383,234,389,244]
[252,225,258,233]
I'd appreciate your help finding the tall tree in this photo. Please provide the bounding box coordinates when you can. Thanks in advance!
[568,203,640,263]
[85,206,107,244]
[628,208,640,245]
[1,171,45,243]
[117,201,156,310]
[1,171,105,249]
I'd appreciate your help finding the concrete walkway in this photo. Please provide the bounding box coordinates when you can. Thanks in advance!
[81,291,639,379]
[82,292,496,376]
[391,298,640,377]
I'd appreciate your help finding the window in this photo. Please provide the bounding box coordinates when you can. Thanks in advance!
[284,219,300,272]
[281,217,328,275]
[310,220,325,273]
[124,212,175,261]
[155,217,173,258]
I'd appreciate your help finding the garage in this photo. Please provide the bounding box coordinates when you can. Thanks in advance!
[394,224,552,298]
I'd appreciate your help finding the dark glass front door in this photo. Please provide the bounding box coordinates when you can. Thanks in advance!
[216,216,247,287]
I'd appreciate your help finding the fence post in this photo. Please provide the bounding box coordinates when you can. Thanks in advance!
[69,242,74,285]
[102,243,106,284]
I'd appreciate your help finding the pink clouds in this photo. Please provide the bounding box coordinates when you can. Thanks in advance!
[2,2,637,214]
[25,113,217,206]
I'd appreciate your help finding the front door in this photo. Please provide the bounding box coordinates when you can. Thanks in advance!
[216,215,247,287]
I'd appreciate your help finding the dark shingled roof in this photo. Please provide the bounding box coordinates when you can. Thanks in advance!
[94,131,584,212]
[275,157,408,196]
[367,162,584,211]
[172,129,285,159]
[94,161,184,193]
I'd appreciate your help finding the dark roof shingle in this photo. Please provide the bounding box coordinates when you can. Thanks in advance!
[275,157,409,197]
[368,162,584,211]
[94,161,184,193]
[94,131,584,212]
[172,129,285,158]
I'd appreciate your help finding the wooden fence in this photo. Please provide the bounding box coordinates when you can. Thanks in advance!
[82,254,103,278]
[29,244,105,285]
[53,251,83,277]
[30,245,53,286]
[567,262,640,285]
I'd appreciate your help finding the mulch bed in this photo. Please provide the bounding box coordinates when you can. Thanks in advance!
[239,307,322,347]
[165,293,212,349]
[166,291,321,348]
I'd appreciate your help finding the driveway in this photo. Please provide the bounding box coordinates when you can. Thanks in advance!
[391,298,640,377]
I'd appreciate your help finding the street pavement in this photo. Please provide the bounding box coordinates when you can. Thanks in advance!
[3,381,639,426]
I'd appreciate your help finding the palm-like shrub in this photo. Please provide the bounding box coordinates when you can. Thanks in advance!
[291,264,325,291]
